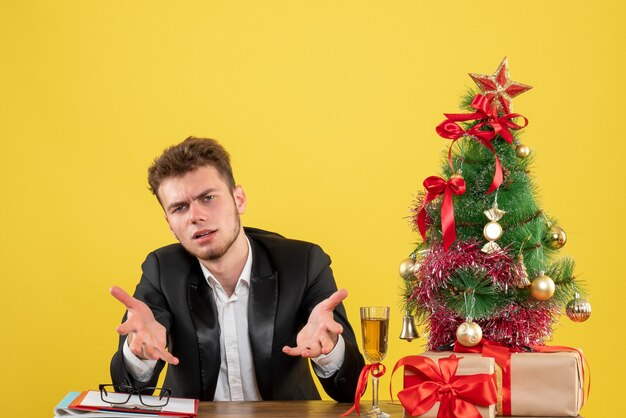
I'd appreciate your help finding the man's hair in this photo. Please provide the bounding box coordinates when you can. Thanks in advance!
[147,136,236,196]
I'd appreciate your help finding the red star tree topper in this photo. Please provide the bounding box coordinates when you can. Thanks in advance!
[469,57,532,113]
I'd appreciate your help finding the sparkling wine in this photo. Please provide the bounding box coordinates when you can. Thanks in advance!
[361,318,389,363]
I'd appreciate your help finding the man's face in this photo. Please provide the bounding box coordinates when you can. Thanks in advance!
[158,165,246,262]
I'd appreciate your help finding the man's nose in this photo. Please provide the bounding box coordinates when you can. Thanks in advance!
[189,202,206,223]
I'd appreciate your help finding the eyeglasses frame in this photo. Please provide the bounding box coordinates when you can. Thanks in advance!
[98,384,172,408]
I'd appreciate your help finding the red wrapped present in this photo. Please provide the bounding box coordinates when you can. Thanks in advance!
[392,352,497,418]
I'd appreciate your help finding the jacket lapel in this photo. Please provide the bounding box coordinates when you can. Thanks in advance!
[187,264,221,400]
[248,240,278,400]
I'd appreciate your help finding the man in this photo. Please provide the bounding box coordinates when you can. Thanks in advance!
[110,137,364,402]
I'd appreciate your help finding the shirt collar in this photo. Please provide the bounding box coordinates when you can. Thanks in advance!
[199,236,253,292]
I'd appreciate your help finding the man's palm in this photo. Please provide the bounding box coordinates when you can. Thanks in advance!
[110,286,179,365]
[282,289,347,358]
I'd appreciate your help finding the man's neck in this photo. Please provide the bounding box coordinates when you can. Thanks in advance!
[200,229,249,297]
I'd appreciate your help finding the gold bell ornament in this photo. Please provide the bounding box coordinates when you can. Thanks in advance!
[566,293,592,322]
[399,311,420,341]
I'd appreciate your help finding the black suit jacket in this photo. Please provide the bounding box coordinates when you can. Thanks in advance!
[110,227,364,402]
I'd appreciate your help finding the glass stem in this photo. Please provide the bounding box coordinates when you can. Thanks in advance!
[371,374,379,410]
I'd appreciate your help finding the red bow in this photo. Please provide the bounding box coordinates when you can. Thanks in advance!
[417,175,466,250]
[341,363,386,416]
[436,95,528,194]
[454,340,518,416]
[439,94,528,143]
[391,354,497,418]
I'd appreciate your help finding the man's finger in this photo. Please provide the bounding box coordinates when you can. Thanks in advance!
[315,332,332,355]
[282,345,303,357]
[163,354,180,366]
[116,320,136,336]
[128,337,146,358]
[317,317,344,336]
[317,288,349,311]
[138,342,180,365]
[329,321,343,335]
[158,348,180,365]
[302,347,321,358]
[149,346,180,365]
[110,286,139,310]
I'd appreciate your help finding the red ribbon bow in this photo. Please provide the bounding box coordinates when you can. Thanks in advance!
[391,354,497,418]
[436,95,528,194]
[417,175,466,250]
[341,363,386,416]
[454,340,518,416]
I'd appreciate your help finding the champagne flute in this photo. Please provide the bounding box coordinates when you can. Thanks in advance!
[360,306,390,417]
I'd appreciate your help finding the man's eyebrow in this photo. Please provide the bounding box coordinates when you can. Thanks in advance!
[166,188,218,212]
[166,200,187,212]
[194,188,218,199]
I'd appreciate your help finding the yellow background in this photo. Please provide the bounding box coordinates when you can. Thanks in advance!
[1,1,623,417]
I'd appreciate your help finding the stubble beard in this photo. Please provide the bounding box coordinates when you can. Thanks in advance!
[196,208,242,262]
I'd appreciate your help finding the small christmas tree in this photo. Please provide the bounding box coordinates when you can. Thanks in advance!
[400,58,591,351]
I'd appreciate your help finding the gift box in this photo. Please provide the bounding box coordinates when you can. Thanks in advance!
[394,352,497,418]
[452,342,586,417]
[500,350,584,416]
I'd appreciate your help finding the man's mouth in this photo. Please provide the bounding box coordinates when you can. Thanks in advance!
[193,229,216,240]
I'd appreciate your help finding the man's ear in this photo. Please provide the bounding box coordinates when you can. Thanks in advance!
[233,185,247,215]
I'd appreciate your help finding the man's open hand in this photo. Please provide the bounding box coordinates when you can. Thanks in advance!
[110,286,179,365]
[282,288,348,358]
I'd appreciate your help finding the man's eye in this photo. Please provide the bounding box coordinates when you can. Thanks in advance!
[202,195,215,202]
[172,204,188,214]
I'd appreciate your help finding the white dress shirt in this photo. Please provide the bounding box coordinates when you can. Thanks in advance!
[123,237,345,400]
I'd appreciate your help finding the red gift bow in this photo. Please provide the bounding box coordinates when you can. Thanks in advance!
[454,340,591,415]
[391,354,497,418]
[436,94,528,194]
[417,175,466,250]
[454,340,518,416]
[341,363,386,416]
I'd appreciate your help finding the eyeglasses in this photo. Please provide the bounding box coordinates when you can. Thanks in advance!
[99,384,172,408]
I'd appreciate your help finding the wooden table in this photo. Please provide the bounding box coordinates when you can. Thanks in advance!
[196,400,583,417]
[197,400,398,417]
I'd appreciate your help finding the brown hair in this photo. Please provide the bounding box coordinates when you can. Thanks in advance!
[147,137,236,197]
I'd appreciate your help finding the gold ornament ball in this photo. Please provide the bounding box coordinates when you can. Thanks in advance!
[516,144,530,158]
[450,172,465,181]
[483,221,503,241]
[530,274,555,301]
[566,295,592,322]
[456,321,483,347]
[399,258,416,279]
[547,226,567,249]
